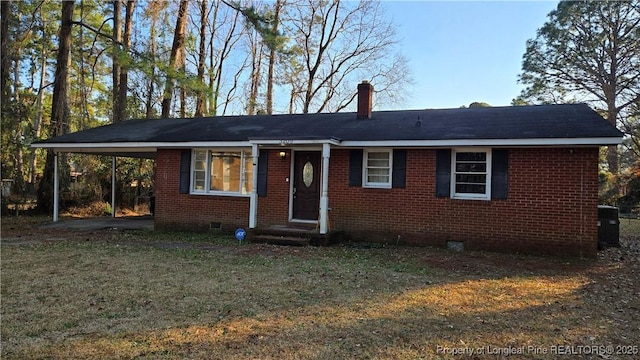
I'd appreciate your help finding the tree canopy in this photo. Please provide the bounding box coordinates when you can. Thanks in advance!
[516,0,640,174]
[0,0,411,213]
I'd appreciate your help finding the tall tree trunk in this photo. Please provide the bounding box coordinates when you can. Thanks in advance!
[207,1,219,115]
[606,99,619,174]
[161,0,189,118]
[145,32,156,118]
[15,126,24,193]
[145,1,161,119]
[208,28,216,115]
[13,55,25,193]
[179,50,186,118]
[0,1,10,102]
[30,29,48,184]
[116,0,135,122]
[112,0,122,122]
[36,0,74,213]
[604,39,620,175]
[247,32,263,115]
[265,0,282,115]
[194,0,208,117]
[289,86,295,114]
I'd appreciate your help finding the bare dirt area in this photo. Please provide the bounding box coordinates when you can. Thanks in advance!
[2,216,90,245]
[1,216,639,359]
[1,216,152,245]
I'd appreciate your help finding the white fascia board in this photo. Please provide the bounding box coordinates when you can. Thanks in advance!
[338,137,622,147]
[32,141,252,152]
[31,137,622,152]
[30,144,156,154]
[249,138,341,146]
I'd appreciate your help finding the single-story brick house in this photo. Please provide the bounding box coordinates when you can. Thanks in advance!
[34,82,622,257]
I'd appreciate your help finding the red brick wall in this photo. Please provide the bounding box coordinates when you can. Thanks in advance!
[154,149,249,231]
[154,147,600,257]
[328,147,599,257]
[257,150,292,226]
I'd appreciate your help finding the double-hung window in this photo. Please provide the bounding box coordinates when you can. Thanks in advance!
[363,150,392,188]
[451,148,491,200]
[191,149,253,196]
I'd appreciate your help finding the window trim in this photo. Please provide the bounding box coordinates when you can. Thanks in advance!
[450,147,492,200]
[190,148,253,197]
[362,149,393,189]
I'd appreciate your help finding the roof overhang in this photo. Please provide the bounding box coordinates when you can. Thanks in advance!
[31,141,253,158]
[31,144,157,158]
[338,137,622,147]
[32,136,621,158]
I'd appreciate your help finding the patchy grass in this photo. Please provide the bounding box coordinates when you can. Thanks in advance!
[1,216,639,359]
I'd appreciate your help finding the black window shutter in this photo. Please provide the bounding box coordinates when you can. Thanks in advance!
[257,150,268,197]
[349,149,363,186]
[179,149,191,194]
[435,149,451,198]
[491,149,509,199]
[392,149,407,188]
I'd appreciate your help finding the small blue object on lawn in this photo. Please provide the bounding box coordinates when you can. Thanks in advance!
[235,228,246,244]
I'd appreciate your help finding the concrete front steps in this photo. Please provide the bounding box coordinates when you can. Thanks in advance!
[250,224,343,246]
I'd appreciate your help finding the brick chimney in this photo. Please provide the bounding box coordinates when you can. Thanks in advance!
[357,81,373,119]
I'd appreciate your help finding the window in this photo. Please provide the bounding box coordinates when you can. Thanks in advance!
[191,149,253,196]
[451,149,491,200]
[363,150,392,188]
[193,150,207,191]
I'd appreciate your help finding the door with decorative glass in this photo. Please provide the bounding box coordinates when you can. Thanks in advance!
[292,151,321,220]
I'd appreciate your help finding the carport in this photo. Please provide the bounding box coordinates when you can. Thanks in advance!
[31,142,156,222]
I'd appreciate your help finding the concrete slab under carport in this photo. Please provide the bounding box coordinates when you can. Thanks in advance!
[39,216,154,231]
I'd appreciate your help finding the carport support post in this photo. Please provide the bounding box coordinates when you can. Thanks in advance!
[319,143,330,234]
[53,152,59,222]
[111,157,116,218]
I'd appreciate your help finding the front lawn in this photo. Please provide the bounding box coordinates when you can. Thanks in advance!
[1,217,638,359]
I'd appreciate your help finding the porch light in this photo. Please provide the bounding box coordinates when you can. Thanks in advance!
[279,151,287,161]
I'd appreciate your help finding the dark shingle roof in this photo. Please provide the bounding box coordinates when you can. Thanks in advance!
[35,103,622,145]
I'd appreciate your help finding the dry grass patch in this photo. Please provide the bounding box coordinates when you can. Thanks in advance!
[1,216,639,359]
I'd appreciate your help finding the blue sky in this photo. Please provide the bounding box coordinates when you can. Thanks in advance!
[383,1,558,109]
